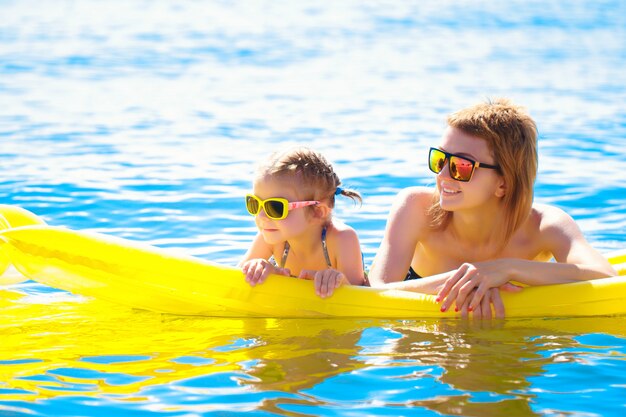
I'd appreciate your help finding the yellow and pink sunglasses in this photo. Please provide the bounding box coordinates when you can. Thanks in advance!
[245,194,319,220]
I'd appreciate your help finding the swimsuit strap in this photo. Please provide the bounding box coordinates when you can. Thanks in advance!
[404,266,422,281]
[279,226,332,269]
[321,226,332,268]
[279,241,290,268]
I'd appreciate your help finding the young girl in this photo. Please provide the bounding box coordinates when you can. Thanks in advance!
[368,98,617,318]
[239,147,366,298]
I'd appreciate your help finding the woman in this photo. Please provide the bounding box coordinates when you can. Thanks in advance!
[368,99,616,318]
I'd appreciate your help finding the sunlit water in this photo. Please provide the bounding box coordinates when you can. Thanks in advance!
[1,1,626,416]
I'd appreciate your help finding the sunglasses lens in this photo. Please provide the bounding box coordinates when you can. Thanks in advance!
[264,200,286,219]
[245,195,260,215]
[450,157,474,181]
[429,149,446,173]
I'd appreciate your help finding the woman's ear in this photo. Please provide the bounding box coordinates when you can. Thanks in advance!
[495,177,506,198]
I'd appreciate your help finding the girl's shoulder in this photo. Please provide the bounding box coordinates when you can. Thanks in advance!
[326,219,359,242]
[325,220,362,264]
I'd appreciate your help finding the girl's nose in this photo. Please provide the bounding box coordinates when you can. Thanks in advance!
[256,206,270,220]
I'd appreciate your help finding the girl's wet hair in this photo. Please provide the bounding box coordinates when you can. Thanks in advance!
[258,147,362,207]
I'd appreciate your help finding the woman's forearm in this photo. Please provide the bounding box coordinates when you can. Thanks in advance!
[371,271,453,295]
[505,258,616,286]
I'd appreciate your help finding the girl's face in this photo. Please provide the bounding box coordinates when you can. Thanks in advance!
[251,176,319,245]
[436,126,504,212]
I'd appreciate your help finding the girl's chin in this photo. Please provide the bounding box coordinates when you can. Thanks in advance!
[261,229,283,243]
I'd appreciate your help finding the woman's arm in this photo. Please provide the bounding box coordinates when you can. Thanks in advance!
[377,269,456,295]
[439,205,617,312]
[368,187,430,286]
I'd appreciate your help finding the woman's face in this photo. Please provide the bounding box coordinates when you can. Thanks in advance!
[435,127,504,212]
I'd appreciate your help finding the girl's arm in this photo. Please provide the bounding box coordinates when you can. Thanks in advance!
[368,187,430,286]
[239,233,290,285]
[305,225,365,298]
[335,226,366,286]
[238,232,273,266]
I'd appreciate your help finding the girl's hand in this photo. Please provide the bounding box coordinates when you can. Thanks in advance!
[241,259,291,286]
[299,268,347,298]
[437,261,522,313]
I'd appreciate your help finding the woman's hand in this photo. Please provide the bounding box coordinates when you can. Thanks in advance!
[457,288,506,319]
[299,268,347,298]
[437,260,523,314]
[241,259,290,286]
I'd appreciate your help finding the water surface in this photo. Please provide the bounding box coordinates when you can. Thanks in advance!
[1,1,625,416]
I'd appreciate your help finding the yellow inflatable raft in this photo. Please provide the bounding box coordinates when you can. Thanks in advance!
[0,205,625,318]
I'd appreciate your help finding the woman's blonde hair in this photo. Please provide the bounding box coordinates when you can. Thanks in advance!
[428,98,538,245]
[257,147,362,208]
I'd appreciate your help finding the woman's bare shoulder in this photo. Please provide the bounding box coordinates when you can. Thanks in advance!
[531,203,576,229]
[529,203,583,248]
[393,186,434,212]
[397,186,434,200]
[384,186,434,241]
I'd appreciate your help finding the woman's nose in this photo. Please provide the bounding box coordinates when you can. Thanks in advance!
[437,158,452,179]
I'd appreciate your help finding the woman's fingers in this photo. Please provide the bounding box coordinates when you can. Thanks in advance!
[437,264,469,311]
[437,264,469,303]
[459,296,471,318]
[491,288,505,319]
[479,288,492,320]
[464,288,505,320]
[467,282,490,312]
[441,264,477,312]
[500,282,523,292]
[455,272,482,311]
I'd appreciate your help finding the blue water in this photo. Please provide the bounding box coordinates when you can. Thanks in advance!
[1,0,626,415]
